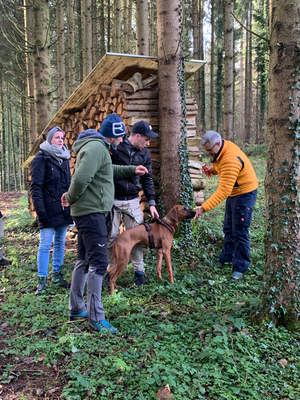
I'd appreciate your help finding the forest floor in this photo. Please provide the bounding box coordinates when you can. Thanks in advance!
[1,145,300,399]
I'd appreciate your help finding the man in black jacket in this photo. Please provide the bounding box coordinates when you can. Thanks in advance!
[104,120,159,287]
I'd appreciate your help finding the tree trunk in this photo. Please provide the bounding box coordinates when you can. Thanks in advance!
[238,38,244,140]
[223,0,234,140]
[149,0,155,56]
[192,0,200,136]
[210,0,214,130]
[23,0,37,148]
[0,74,6,191]
[77,0,84,82]
[199,0,205,134]
[56,0,66,108]
[32,0,52,135]
[67,0,77,95]
[157,0,193,212]
[92,0,98,67]
[114,0,121,52]
[83,0,93,78]
[261,0,300,329]
[244,0,252,141]
[99,0,105,57]
[136,0,149,55]
[107,0,111,52]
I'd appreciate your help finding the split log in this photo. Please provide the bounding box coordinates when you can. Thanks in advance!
[120,72,143,93]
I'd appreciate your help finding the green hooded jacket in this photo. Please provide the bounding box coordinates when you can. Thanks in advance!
[65,138,136,216]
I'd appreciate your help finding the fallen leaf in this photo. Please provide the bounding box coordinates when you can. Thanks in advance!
[222,315,228,321]
[118,376,123,383]
[38,353,47,362]
[48,386,60,394]
[7,375,14,384]
[53,364,58,372]
[22,356,35,364]
[0,287,6,293]
[0,322,8,329]
[156,384,173,400]
[236,302,245,307]
[36,388,44,396]
[199,331,207,341]
[278,359,288,367]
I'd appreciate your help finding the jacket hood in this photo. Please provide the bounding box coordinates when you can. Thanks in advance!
[72,136,109,154]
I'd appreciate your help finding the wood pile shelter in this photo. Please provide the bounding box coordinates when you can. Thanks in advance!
[23,53,206,217]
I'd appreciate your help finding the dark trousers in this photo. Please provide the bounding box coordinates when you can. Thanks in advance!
[69,213,108,322]
[219,189,257,274]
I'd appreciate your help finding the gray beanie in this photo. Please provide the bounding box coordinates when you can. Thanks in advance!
[46,126,64,143]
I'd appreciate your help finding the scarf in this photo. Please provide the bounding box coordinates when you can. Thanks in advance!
[40,141,70,164]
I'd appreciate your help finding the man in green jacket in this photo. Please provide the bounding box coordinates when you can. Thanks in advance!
[61,114,147,333]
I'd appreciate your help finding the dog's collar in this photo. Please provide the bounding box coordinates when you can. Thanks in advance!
[162,217,178,231]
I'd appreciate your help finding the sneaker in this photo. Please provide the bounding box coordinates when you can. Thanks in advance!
[35,276,48,296]
[89,319,119,334]
[0,256,12,266]
[52,271,70,288]
[134,271,145,287]
[102,273,110,288]
[232,272,243,280]
[69,311,88,321]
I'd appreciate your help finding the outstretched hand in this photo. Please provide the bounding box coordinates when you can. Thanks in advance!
[194,206,205,220]
[135,165,148,175]
[150,206,159,219]
[61,192,70,207]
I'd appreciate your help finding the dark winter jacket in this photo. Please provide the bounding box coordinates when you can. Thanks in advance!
[64,137,136,216]
[30,150,73,229]
[110,135,155,204]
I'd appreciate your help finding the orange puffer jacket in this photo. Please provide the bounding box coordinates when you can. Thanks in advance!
[202,140,258,212]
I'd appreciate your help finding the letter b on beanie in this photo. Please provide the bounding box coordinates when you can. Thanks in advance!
[99,114,126,138]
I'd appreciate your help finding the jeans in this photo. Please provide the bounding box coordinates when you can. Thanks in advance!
[219,189,257,274]
[37,225,69,277]
[69,213,107,322]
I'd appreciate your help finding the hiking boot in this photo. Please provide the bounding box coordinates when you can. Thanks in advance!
[102,273,110,288]
[52,271,70,288]
[69,311,88,321]
[232,272,243,280]
[89,319,119,334]
[134,271,145,287]
[0,256,12,266]
[35,276,48,296]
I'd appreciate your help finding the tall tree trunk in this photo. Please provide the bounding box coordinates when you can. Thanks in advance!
[107,0,111,52]
[99,0,105,57]
[8,98,18,191]
[244,0,252,141]
[193,0,200,136]
[67,0,77,94]
[261,0,300,329]
[157,0,193,213]
[23,0,37,148]
[0,74,5,191]
[83,0,93,78]
[238,38,244,140]
[56,0,66,108]
[136,0,149,55]
[223,0,234,140]
[114,0,121,52]
[210,0,214,130]
[92,0,98,67]
[32,0,52,135]
[123,0,129,53]
[149,0,155,56]
[199,0,205,134]
[77,0,84,82]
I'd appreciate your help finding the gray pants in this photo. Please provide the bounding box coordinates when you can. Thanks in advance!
[107,198,144,272]
[0,218,4,259]
[69,259,105,322]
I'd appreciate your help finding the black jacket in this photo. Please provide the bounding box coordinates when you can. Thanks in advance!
[111,136,155,202]
[30,150,73,229]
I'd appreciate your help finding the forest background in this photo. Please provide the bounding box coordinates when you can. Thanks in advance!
[2,0,300,398]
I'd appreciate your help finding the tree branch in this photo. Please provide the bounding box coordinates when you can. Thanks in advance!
[232,12,269,44]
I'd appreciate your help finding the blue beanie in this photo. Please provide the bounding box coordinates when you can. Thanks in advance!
[46,126,63,142]
[99,114,126,138]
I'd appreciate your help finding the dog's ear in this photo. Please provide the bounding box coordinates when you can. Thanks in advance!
[170,207,179,222]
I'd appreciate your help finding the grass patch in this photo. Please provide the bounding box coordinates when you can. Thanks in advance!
[2,157,300,399]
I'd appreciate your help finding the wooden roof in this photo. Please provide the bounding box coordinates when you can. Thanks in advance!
[22,53,205,165]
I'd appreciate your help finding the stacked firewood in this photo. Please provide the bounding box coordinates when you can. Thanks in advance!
[28,76,205,217]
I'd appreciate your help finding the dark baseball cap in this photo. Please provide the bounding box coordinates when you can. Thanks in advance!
[131,120,158,139]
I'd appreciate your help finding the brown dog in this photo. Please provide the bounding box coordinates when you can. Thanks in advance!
[107,205,196,294]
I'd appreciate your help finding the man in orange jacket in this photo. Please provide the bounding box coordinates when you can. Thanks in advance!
[194,131,258,280]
